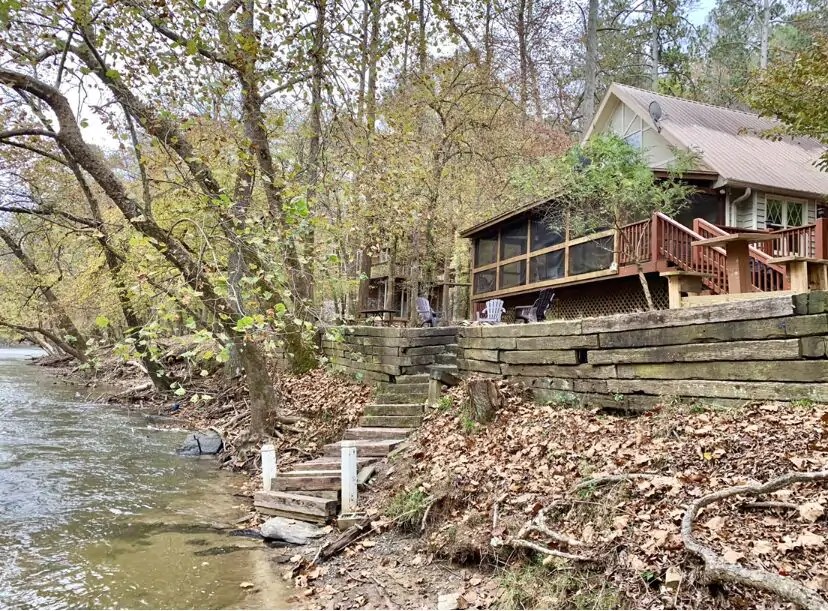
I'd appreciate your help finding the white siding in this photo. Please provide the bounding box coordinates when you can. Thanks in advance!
[755,192,766,230]
[598,101,677,168]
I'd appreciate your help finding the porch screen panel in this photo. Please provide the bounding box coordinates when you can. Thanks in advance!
[530,216,564,251]
[499,260,527,289]
[475,231,498,266]
[500,220,528,260]
[473,269,496,294]
[568,236,613,275]
[530,250,565,282]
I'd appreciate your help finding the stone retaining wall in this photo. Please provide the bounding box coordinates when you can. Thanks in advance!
[457,292,828,408]
[321,326,459,383]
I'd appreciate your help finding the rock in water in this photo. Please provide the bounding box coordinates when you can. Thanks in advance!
[176,430,223,456]
[260,516,326,545]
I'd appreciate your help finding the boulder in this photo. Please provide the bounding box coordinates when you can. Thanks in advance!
[176,430,223,456]
[260,516,326,545]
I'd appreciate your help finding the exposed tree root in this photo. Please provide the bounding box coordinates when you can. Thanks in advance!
[568,472,656,494]
[504,509,593,562]
[681,470,828,610]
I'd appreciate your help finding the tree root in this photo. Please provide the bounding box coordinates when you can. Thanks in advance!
[681,470,828,610]
[504,509,593,562]
[568,472,656,494]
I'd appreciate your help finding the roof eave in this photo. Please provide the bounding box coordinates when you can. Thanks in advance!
[714,177,828,202]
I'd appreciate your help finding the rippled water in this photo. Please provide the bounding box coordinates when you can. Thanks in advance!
[0,349,289,609]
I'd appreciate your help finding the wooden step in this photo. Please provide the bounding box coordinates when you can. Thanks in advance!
[378,382,430,395]
[358,415,422,428]
[291,456,373,471]
[343,427,412,440]
[276,470,342,491]
[393,374,430,384]
[364,403,424,417]
[376,391,427,404]
[322,438,405,457]
[254,490,337,521]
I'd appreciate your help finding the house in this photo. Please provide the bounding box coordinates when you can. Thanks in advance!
[461,83,828,320]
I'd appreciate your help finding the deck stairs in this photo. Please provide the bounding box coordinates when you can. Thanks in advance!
[254,374,431,522]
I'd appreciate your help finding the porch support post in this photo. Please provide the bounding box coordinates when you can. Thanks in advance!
[816,218,828,260]
[725,241,751,293]
[650,213,662,264]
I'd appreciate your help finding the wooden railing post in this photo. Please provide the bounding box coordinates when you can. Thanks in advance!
[816,218,828,260]
[650,213,662,265]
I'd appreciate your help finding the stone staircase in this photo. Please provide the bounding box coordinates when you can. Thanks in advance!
[254,373,431,523]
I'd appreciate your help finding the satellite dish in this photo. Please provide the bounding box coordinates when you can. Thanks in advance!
[648,100,663,132]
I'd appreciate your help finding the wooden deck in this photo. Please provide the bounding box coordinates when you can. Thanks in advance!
[468,213,828,312]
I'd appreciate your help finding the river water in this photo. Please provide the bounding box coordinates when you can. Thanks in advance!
[0,348,290,609]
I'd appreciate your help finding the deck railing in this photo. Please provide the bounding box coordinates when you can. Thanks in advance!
[694,219,787,292]
[618,219,652,266]
[756,225,817,259]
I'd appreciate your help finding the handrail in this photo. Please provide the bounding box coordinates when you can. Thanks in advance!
[655,212,729,294]
[694,219,787,292]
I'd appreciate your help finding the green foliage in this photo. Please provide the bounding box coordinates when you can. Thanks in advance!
[748,37,828,169]
[496,559,622,610]
[384,488,430,531]
[437,395,454,411]
[460,413,479,435]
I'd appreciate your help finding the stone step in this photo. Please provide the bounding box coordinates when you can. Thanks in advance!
[430,364,459,373]
[393,374,430,384]
[444,343,459,354]
[254,490,337,522]
[276,470,341,491]
[375,390,427,404]
[364,403,424,417]
[358,414,422,428]
[343,427,413,440]
[291,456,373,471]
[322,438,405,457]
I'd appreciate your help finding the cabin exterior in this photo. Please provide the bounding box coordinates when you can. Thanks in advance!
[462,84,828,319]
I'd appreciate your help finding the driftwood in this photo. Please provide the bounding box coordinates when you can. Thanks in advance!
[681,470,828,610]
[465,379,503,424]
[316,518,372,562]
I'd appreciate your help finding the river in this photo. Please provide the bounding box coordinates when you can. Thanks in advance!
[0,348,291,609]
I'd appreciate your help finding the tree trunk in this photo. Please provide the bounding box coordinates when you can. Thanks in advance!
[484,0,494,68]
[638,268,655,310]
[418,0,428,71]
[0,227,88,359]
[465,379,503,424]
[238,338,280,437]
[366,0,381,133]
[582,0,599,129]
[650,0,659,89]
[517,0,529,110]
[759,0,770,69]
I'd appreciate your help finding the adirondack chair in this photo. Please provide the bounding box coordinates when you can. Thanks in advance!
[476,299,505,324]
[515,289,555,324]
[416,297,441,327]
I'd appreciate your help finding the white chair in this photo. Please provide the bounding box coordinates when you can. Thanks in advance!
[476,299,505,324]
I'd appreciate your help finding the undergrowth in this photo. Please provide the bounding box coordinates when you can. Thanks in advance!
[496,558,623,610]
[385,488,430,531]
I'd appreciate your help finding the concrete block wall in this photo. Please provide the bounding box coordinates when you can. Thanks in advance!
[321,326,459,383]
[457,292,828,408]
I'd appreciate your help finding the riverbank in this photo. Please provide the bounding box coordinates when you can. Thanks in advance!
[35,351,828,609]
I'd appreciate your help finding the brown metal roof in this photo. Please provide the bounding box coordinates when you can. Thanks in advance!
[601,84,828,200]
[458,196,554,238]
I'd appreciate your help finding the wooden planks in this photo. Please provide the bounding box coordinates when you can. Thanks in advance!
[588,339,802,365]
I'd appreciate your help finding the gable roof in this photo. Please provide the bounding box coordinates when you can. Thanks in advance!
[585,83,828,200]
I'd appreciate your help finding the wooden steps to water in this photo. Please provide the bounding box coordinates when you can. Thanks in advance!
[255,375,432,522]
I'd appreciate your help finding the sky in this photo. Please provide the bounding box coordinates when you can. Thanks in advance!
[689,0,717,26]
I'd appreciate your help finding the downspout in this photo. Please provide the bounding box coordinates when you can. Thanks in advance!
[730,187,752,228]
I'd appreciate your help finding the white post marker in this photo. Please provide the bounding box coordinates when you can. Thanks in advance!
[261,443,277,492]
[341,440,358,514]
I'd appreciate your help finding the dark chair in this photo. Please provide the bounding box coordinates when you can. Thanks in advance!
[515,289,555,323]
[416,297,441,327]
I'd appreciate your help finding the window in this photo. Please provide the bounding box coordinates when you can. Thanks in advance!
[530,250,565,282]
[473,269,496,294]
[499,260,527,289]
[500,220,528,260]
[474,232,498,267]
[568,236,614,276]
[766,197,806,229]
[530,215,564,251]
[624,130,642,149]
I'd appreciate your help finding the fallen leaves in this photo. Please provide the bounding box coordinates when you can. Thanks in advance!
[798,501,825,523]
